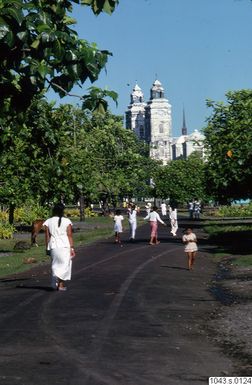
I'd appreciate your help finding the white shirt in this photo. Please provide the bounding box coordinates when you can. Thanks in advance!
[128,209,137,223]
[43,216,73,250]
[144,211,165,224]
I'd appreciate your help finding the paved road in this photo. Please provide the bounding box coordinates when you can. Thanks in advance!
[0,219,233,385]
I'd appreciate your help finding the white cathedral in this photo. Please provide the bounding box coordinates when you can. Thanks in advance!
[125,79,205,164]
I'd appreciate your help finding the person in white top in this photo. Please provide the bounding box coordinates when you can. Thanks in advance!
[169,206,178,236]
[144,206,166,245]
[160,202,167,217]
[182,228,198,270]
[113,209,124,244]
[43,203,75,291]
[128,204,137,241]
[145,202,152,215]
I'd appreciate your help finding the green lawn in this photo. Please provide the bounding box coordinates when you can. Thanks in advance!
[204,223,252,267]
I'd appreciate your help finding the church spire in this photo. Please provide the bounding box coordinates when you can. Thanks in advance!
[182,108,187,136]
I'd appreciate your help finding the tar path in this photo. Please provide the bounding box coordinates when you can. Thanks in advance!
[0,218,233,385]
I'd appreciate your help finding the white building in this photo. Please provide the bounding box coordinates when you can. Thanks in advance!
[172,110,205,160]
[125,80,205,163]
[126,80,172,164]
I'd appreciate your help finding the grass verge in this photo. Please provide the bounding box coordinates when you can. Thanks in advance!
[204,223,252,267]
[0,217,113,278]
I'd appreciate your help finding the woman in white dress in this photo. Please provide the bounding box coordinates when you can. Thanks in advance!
[43,203,75,291]
[113,209,124,244]
[161,202,167,217]
[182,228,198,270]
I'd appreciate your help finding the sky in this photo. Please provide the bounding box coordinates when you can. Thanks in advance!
[47,0,252,137]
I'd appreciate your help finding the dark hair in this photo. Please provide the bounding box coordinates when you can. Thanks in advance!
[153,206,158,211]
[115,209,121,216]
[52,203,65,227]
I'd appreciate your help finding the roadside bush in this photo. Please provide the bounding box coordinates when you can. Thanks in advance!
[0,222,15,239]
[14,202,49,225]
[65,207,98,218]
[0,210,8,223]
[214,203,252,218]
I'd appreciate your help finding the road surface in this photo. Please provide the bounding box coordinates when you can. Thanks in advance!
[0,218,233,385]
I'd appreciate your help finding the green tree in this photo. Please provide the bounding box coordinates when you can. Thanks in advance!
[204,90,252,203]
[0,0,119,114]
[62,111,157,210]
[154,153,207,205]
[0,100,157,221]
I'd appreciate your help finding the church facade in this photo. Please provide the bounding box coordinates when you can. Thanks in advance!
[125,79,205,164]
[125,80,172,165]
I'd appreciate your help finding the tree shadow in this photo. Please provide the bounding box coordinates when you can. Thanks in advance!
[0,277,29,283]
[159,265,188,271]
[16,284,55,292]
[204,229,252,256]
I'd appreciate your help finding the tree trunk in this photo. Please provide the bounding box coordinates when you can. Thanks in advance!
[9,203,15,224]
[79,194,85,222]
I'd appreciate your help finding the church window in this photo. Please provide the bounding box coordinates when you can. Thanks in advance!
[159,124,164,134]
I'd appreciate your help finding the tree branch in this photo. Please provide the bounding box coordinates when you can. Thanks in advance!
[46,78,84,101]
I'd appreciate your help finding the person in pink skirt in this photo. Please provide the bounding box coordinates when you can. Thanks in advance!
[144,206,166,245]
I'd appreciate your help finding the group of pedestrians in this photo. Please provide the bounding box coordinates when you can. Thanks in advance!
[188,199,202,220]
[113,202,197,271]
[42,202,198,292]
[113,202,179,245]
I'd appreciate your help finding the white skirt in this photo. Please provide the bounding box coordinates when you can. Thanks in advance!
[51,248,72,281]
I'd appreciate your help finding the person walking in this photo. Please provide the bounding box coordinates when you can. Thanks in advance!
[128,204,137,241]
[145,202,152,216]
[169,206,178,236]
[161,201,167,217]
[188,200,194,219]
[43,203,75,291]
[144,206,166,245]
[193,199,201,220]
[182,228,198,270]
[113,209,124,244]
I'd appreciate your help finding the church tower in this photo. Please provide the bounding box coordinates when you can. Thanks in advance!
[145,79,172,164]
[125,83,146,140]
[181,108,188,136]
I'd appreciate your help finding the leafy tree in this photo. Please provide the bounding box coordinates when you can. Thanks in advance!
[0,97,70,221]
[0,100,157,220]
[204,90,252,203]
[61,111,157,210]
[154,153,207,205]
[0,0,119,114]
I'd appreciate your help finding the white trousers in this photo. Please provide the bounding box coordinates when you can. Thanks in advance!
[129,220,137,239]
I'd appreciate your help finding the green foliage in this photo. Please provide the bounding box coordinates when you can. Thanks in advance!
[14,201,49,224]
[0,99,156,210]
[0,209,8,222]
[154,153,207,204]
[82,0,119,15]
[0,0,119,114]
[0,222,15,239]
[213,203,252,218]
[82,86,118,114]
[204,90,252,202]
[64,207,98,217]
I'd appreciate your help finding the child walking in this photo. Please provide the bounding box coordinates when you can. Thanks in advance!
[182,228,198,270]
[113,209,124,244]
